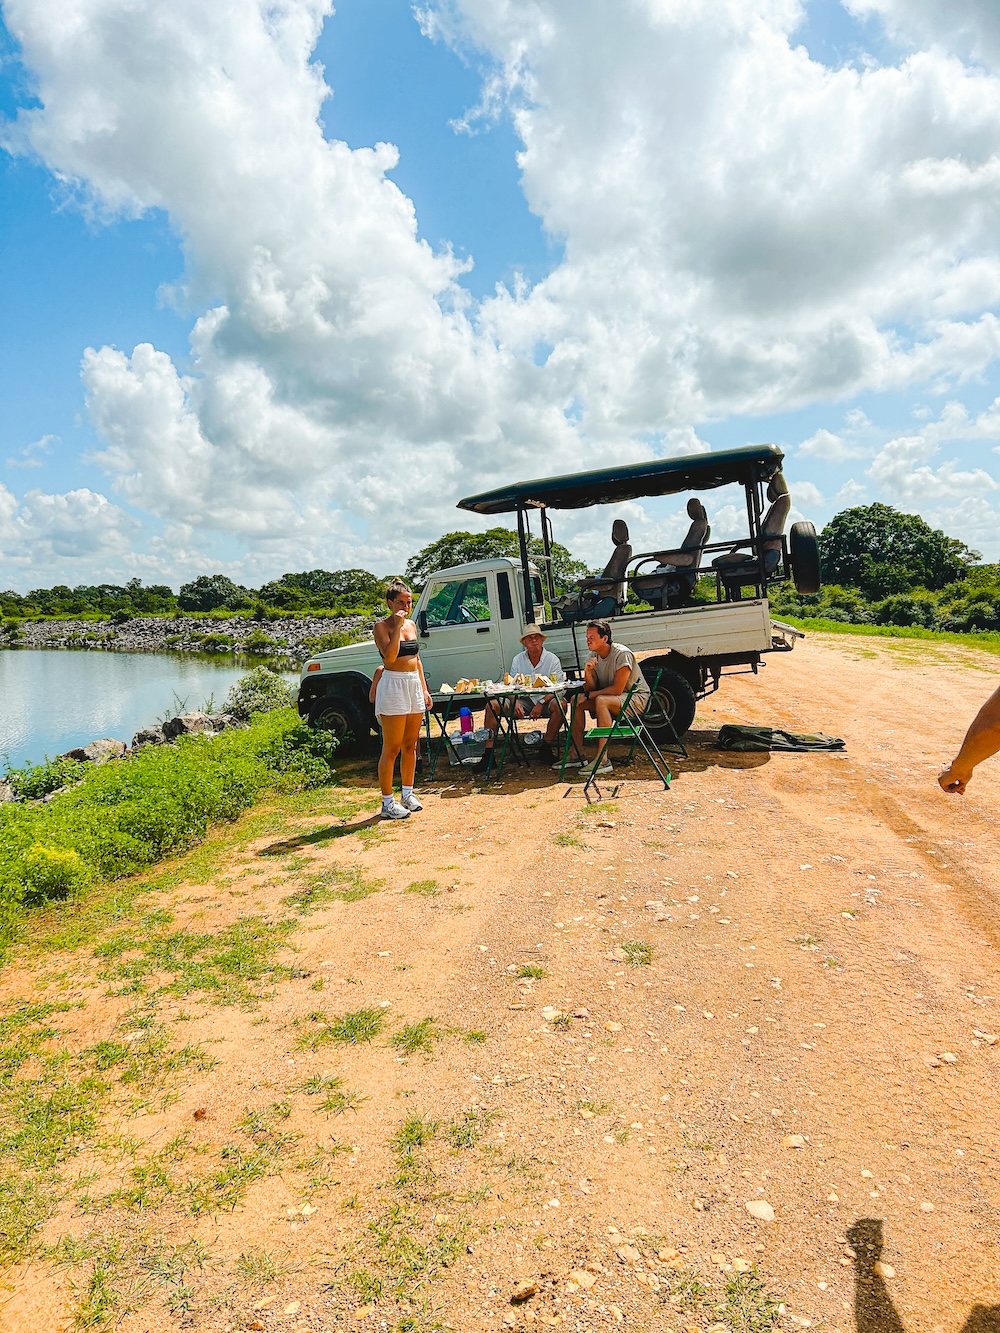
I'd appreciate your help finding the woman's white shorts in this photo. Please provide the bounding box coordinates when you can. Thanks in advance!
[375,669,425,717]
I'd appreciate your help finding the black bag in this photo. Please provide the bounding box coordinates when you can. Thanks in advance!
[717,724,845,753]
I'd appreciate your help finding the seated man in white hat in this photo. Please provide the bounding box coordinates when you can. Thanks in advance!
[478,625,565,769]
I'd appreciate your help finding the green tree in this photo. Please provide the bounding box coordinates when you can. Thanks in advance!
[819,503,978,598]
[178,574,250,612]
[257,568,383,609]
[405,528,588,595]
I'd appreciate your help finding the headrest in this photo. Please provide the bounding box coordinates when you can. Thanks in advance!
[767,472,789,502]
[686,498,707,521]
[611,518,629,546]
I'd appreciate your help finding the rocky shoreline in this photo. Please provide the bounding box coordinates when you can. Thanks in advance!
[4,613,371,661]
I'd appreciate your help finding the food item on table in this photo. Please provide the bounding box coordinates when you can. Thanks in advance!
[532,675,549,689]
[455,678,471,693]
[504,672,513,686]
[439,683,455,694]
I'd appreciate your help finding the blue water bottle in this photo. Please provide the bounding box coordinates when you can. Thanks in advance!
[459,707,473,735]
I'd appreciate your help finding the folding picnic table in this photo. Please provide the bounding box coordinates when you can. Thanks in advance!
[424,681,588,781]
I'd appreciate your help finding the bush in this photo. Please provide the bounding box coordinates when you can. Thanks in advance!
[243,629,279,653]
[871,594,938,628]
[224,668,295,720]
[258,720,339,788]
[22,845,90,905]
[4,756,84,801]
[300,630,361,655]
[0,710,334,956]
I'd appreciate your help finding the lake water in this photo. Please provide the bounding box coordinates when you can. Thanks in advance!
[0,650,299,771]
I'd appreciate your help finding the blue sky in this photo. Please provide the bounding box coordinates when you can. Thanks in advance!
[1,0,999,590]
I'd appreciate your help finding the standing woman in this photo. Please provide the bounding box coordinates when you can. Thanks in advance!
[373,579,431,819]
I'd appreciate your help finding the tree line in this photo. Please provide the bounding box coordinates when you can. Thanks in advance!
[2,505,998,634]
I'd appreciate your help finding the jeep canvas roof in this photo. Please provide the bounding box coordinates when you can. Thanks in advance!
[457,444,785,515]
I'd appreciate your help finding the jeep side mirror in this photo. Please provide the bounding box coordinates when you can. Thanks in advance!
[417,610,429,637]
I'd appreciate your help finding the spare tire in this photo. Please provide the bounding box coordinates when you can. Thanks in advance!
[789,521,821,595]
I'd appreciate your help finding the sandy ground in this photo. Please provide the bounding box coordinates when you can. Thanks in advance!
[2,631,1000,1333]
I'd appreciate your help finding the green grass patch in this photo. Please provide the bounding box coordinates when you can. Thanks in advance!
[234,1246,289,1286]
[390,1017,439,1057]
[551,832,584,848]
[294,1006,386,1050]
[282,864,383,913]
[0,1001,218,1269]
[94,914,298,1007]
[782,616,1000,656]
[621,939,653,967]
[404,879,440,896]
[715,1268,784,1331]
[445,1108,497,1149]
[0,707,342,962]
[515,964,545,979]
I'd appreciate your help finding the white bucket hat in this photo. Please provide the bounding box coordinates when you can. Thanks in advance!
[519,624,547,644]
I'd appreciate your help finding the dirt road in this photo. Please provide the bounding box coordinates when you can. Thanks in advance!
[2,632,999,1333]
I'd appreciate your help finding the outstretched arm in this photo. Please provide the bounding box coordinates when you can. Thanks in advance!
[939,686,1000,795]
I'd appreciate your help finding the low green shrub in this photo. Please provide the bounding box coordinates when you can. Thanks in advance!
[22,846,90,906]
[224,667,295,720]
[258,720,340,788]
[300,629,363,655]
[0,707,333,958]
[3,756,84,801]
[243,628,279,653]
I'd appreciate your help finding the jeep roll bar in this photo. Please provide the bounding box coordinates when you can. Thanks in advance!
[458,444,786,616]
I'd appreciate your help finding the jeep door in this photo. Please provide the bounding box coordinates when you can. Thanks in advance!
[418,573,504,689]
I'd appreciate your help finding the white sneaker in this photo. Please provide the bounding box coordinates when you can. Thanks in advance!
[381,800,411,820]
[592,761,614,775]
[400,792,423,812]
[553,758,583,770]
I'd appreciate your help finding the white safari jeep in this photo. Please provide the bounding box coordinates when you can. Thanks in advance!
[298,445,819,751]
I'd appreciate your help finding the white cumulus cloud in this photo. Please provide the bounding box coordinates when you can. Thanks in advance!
[0,483,137,580]
[4,0,1000,577]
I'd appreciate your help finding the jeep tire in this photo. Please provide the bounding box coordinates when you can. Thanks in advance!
[789,521,821,595]
[641,664,697,739]
[308,694,369,756]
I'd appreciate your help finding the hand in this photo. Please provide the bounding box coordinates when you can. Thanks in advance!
[395,609,407,621]
[939,760,971,795]
[530,704,543,720]
[585,656,598,671]
[423,689,433,710]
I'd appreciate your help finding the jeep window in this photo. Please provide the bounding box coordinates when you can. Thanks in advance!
[425,576,492,626]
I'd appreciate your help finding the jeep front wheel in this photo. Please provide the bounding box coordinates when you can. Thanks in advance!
[308,694,368,756]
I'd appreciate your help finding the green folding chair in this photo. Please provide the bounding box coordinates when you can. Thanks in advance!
[582,678,673,801]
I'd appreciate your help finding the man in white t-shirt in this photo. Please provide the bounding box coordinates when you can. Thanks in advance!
[479,625,565,768]
[565,619,650,775]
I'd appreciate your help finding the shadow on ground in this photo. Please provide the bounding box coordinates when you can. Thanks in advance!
[258,812,382,855]
[849,1219,1000,1333]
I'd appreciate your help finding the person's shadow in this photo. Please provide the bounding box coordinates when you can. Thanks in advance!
[848,1219,1000,1333]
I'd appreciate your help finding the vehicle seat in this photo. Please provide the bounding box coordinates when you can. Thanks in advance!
[555,519,632,623]
[711,473,791,600]
[631,499,709,610]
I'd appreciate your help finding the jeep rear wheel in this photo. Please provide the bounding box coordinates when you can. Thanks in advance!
[640,665,697,739]
[308,694,368,756]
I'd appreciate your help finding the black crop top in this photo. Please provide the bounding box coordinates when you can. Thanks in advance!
[379,637,420,659]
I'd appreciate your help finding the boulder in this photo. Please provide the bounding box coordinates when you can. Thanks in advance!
[162,711,218,740]
[206,712,248,731]
[132,726,165,749]
[0,780,14,803]
[61,738,127,764]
